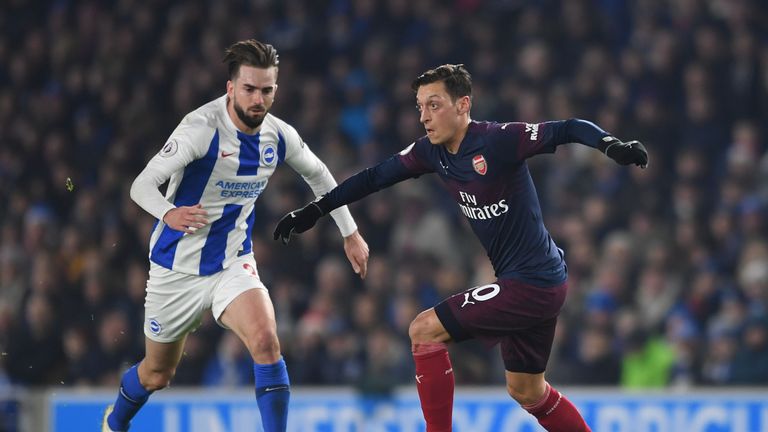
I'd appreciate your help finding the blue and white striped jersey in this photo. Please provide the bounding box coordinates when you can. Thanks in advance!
[130,95,357,275]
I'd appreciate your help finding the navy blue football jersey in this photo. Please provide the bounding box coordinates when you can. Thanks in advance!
[322,118,610,286]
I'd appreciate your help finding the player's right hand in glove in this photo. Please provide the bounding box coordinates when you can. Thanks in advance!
[273,201,325,245]
[601,137,648,168]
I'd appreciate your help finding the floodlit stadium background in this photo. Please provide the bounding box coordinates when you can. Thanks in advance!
[2,1,768,431]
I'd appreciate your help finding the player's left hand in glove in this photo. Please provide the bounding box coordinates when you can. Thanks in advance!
[273,201,325,244]
[601,137,648,168]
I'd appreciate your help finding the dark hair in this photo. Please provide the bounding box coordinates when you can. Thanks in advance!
[222,39,279,80]
[411,64,472,102]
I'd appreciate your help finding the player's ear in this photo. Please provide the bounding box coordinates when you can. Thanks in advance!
[226,80,234,97]
[457,96,470,115]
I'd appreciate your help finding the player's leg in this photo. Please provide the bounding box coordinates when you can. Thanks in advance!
[508,371,590,432]
[408,308,454,432]
[497,282,590,432]
[219,286,288,432]
[105,265,206,431]
[105,337,186,431]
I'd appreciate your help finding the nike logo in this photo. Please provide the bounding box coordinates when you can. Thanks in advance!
[221,151,235,158]
[445,368,453,375]
[264,385,289,392]
[119,387,140,404]
[415,374,424,384]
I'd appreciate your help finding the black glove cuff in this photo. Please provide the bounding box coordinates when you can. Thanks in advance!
[309,202,325,217]
[598,136,621,154]
[313,195,332,215]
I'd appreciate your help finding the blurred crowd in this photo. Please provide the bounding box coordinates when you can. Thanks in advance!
[2,0,768,396]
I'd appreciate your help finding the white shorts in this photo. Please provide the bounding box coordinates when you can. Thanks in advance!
[144,254,267,342]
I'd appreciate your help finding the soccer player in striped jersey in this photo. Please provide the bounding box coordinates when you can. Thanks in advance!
[274,64,648,432]
[102,39,369,432]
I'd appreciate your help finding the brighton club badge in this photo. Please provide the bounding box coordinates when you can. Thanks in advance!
[472,154,487,175]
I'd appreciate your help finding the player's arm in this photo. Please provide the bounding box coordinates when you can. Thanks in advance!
[283,131,370,277]
[129,123,211,234]
[558,119,648,167]
[282,130,359,239]
[504,119,648,168]
[274,142,430,244]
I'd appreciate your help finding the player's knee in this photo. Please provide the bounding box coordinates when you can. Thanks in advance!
[408,311,437,343]
[506,380,545,406]
[243,329,281,362]
[142,367,175,391]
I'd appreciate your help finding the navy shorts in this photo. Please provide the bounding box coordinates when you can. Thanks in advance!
[434,278,568,374]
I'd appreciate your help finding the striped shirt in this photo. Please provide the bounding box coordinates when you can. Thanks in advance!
[131,95,356,275]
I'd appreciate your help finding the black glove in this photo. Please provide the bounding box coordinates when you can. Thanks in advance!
[601,137,648,168]
[273,202,325,245]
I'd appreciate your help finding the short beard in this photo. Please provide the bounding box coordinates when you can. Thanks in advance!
[233,100,266,129]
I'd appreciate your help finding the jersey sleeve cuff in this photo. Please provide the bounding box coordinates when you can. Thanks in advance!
[151,202,176,223]
[329,206,358,237]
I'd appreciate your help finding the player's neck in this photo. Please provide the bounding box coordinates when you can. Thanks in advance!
[444,118,471,154]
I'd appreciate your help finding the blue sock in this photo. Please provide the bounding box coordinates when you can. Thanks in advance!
[107,363,153,431]
[254,357,291,432]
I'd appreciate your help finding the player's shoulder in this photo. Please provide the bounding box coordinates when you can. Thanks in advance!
[161,97,224,154]
[399,135,431,156]
[189,96,227,126]
[468,120,533,149]
[261,113,290,133]
[179,96,226,134]
[262,114,305,150]
[470,120,522,135]
[263,113,300,138]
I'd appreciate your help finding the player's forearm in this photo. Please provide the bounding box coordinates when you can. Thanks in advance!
[559,119,648,167]
[301,166,358,237]
[130,170,176,222]
[327,207,357,237]
[561,118,613,150]
[292,144,337,195]
[316,156,411,214]
[273,156,413,244]
[290,152,358,237]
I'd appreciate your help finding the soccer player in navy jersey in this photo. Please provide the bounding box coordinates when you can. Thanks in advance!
[274,64,647,432]
[102,40,369,432]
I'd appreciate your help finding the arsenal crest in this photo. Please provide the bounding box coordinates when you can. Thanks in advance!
[472,154,487,175]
